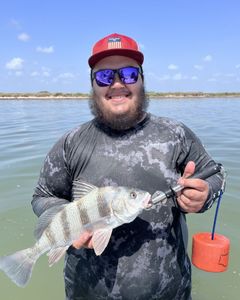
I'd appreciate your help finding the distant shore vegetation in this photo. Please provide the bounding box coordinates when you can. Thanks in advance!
[1,91,240,99]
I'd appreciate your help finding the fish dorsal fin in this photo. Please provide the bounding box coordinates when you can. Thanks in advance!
[47,246,69,267]
[92,228,113,256]
[72,180,97,201]
[34,204,68,239]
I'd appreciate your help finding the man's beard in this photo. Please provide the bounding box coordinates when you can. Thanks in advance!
[89,86,149,131]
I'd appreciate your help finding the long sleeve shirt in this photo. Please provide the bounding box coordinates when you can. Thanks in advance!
[32,113,224,300]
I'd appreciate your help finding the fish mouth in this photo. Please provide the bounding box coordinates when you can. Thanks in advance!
[143,194,152,209]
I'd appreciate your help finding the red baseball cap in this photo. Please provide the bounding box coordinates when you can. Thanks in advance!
[88,33,144,68]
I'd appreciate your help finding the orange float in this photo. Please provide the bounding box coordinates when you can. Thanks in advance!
[192,232,230,272]
[191,166,229,273]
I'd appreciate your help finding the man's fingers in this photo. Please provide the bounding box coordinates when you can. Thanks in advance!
[180,179,207,192]
[182,161,195,179]
[72,232,93,249]
[177,192,204,213]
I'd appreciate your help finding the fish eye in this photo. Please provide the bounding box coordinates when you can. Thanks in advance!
[130,191,137,199]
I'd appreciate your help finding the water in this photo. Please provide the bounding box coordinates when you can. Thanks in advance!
[0,98,239,299]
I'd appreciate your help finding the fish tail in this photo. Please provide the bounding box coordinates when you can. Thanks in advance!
[0,247,39,287]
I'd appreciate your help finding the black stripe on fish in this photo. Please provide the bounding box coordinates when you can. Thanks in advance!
[60,209,71,241]
[97,190,111,218]
[45,225,57,246]
[77,203,90,225]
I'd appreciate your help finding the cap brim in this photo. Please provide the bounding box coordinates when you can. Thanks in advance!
[88,49,144,68]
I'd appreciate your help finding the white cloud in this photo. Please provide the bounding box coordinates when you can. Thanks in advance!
[208,78,217,82]
[191,76,198,80]
[168,64,178,70]
[43,71,50,77]
[18,32,30,42]
[5,57,24,70]
[139,42,145,50]
[15,71,23,76]
[213,72,222,77]
[225,73,235,78]
[9,18,21,30]
[41,66,51,72]
[58,72,75,79]
[52,72,76,83]
[30,67,51,77]
[172,73,183,80]
[31,71,40,77]
[36,46,54,53]
[194,64,204,70]
[235,64,240,69]
[160,75,170,80]
[148,71,190,81]
[148,72,170,81]
[203,55,212,62]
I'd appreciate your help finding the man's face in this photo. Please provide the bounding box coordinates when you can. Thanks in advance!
[89,55,148,130]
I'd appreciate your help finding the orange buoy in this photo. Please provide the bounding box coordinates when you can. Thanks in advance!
[192,232,230,272]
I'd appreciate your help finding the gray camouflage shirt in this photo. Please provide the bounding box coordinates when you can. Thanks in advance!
[32,113,223,300]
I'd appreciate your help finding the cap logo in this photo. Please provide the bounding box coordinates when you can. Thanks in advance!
[108,37,122,49]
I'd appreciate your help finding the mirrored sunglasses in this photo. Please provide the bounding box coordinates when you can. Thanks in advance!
[92,66,142,87]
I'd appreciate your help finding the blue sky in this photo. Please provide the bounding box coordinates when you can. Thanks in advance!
[1,0,240,93]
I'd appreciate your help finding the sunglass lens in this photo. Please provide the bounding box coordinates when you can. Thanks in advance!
[95,69,114,86]
[120,67,139,84]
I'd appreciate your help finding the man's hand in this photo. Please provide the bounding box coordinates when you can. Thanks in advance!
[72,231,93,249]
[177,161,209,213]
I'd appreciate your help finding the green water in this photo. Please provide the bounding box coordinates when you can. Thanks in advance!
[0,98,239,299]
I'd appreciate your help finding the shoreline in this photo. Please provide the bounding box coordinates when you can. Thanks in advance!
[1,92,240,100]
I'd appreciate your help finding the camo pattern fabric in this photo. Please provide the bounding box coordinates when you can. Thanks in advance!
[32,114,223,300]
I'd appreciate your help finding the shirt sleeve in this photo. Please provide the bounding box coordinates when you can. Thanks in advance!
[31,134,72,217]
[176,123,224,213]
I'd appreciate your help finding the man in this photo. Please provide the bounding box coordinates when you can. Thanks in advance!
[32,33,224,299]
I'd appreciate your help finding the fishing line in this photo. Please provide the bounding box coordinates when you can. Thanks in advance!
[192,167,229,272]
[211,190,224,240]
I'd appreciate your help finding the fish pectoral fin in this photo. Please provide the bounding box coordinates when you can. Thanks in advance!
[92,228,113,256]
[47,246,69,267]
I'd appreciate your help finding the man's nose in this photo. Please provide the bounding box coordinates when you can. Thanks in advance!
[111,72,124,87]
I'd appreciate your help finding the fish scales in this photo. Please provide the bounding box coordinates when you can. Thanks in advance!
[0,183,150,287]
[47,210,67,244]
[97,189,112,218]
[36,232,51,254]
[86,190,104,222]
[44,226,57,246]
[36,203,80,251]
[77,201,91,225]
[49,202,85,244]
[65,201,84,240]
[76,189,110,224]
[60,207,73,242]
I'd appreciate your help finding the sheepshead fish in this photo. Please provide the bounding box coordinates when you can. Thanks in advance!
[0,181,151,287]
